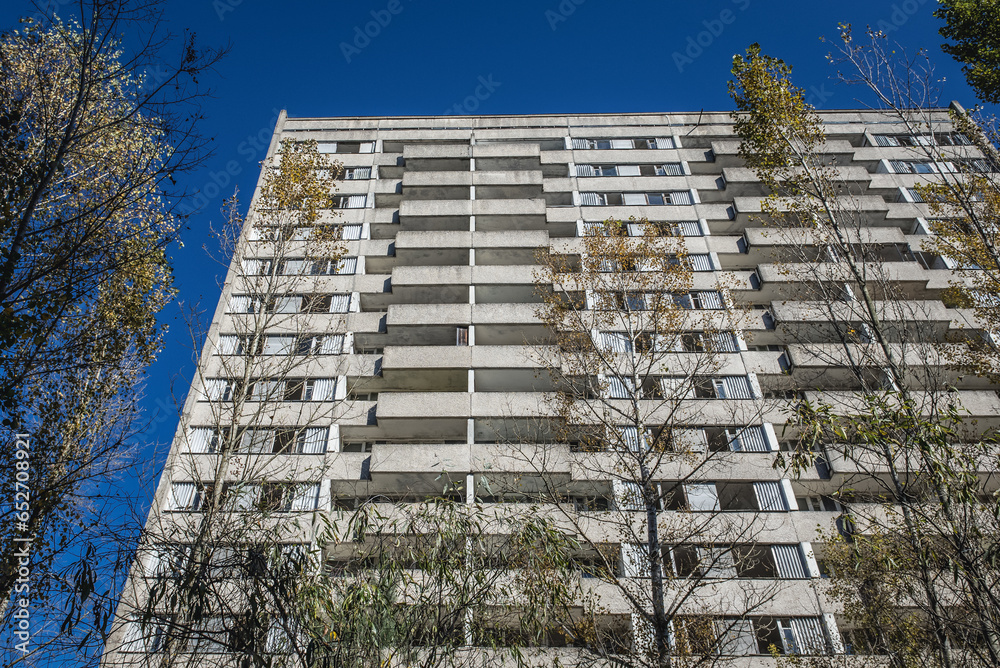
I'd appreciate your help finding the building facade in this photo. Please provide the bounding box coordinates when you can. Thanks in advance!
[107,109,994,666]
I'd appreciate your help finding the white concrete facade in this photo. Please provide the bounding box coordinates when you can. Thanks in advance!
[108,109,993,665]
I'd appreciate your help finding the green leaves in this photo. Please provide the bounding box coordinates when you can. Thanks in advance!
[730,43,826,191]
[936,0,1000,105]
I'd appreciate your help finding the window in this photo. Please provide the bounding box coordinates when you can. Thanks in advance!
[593,331,666,354]
[727,425,769,452]
[297,293,352,313]
[704,426,769,452]
[669,543,806,580]
[576,164,612,176]
[272,295,303,313]
[693,376,754,400]
[241,258,273,275]
[613,480,644,511]
[732,545,780,578]
[305,378,336,401]
[624,292,650,310]
[217,335,245,355]
[778,618,829,655]
[627,220,701,237]
[654,163,684,175]
[715,618,757,656]
[890,160,937,174]
[674,616,831,656]
[599,331,632,352]
[570,496,610,512]
[604,376,634,399]
[298,428,328,454]
[797,495,840,512]
[571,137,675,150]
[704,481,791,512]
[708,332,740,352]
[121,617,165,653]
[335,257,359,275]
[228,295,261,313]
[688,254,714,271]
[751,481,788,511]
[331,195,368,209]
[249,379,279,402]
[278,259,307,275]
[620,542,650,578]
[685,483,720,511]
[185,616,232,653]
[266,619,307,654]
[769,544,808,578]
[248,483,321,513]
[961,158,995,173]
[611,426,641,451]
[579,191,693,206]
[675,291,724,310]
[248,223,360,242]
[239,378,337,402]
[288,483,321,511]
[145,544,191,578]
[342,166,372,179]
[697,545,737,578]
[262,336,295,355]
[694,378,724,399]
[277,257,357,276]
[317,141,375,154]
[185,427,221,454]
[168,482,204,511]
[874,132,970,147]
[672,616,720,656]
[307,334,346,355]
[203,379,235,401]
[341,441,373,453]
[578,221,610,236]
[239,429,274,454]
[576,163,683,177]
[340,223,364,240]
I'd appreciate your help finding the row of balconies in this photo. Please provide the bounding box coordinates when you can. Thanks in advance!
[182,384,1000,441]
[308,195,942,239]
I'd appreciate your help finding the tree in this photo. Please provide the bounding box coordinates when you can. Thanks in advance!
[730,38,1000,668]
[0,1,224,663]
[508,217,804,666]
[108,140,580,668]
[108,139,349,667]
[935,0,1000,105]
[300,495,579,668]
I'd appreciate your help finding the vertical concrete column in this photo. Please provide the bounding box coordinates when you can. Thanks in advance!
[469,139,476,232]
[464,470,475,644]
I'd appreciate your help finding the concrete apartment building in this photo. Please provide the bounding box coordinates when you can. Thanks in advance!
[109,109,994,665]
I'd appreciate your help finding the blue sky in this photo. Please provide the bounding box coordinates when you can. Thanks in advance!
[0,0,978,493]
